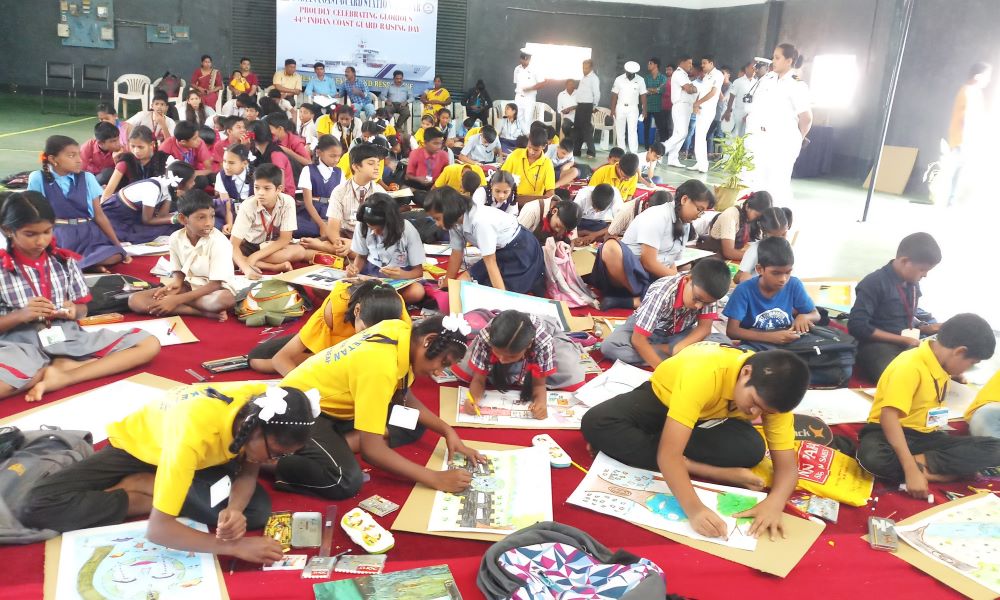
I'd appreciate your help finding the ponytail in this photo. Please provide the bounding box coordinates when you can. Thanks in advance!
[41,135,78,184]
[483,311,537,402]
[0,191,61,261]
[413,314,469,362]
[222,386,318,455]
[738,191,773,244]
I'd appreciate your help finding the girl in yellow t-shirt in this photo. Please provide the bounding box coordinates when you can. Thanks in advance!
[248,279,409,375]
[277,315,486,500]
[23,384,319,565]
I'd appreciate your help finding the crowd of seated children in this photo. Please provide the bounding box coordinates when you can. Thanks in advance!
[100,126,171,202]
[101,161,190,244]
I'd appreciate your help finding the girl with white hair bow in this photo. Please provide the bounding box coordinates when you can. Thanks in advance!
[101,161,193,243]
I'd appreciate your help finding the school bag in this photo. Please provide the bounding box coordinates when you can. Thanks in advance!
[542,238,599,309]
[235,280,307,327]
[478,521,671,600]
[403,209,449,243]
[0,427,94,544]
[85,274,154,315]
[741,325,857,388]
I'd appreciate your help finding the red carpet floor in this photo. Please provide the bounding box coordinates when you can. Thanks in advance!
[0,256,985,599]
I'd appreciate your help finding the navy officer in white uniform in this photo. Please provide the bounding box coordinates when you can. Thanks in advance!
[611,61,648,153]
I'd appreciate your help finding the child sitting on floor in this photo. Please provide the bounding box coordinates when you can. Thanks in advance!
[346,194,427,305]
[857,313,1000,498]
[434,163,487,195]
[500,128,556,204]
[546,138,580,188]
[128,190,236,322]
[734,207,792,283]
[590,152,640,200]
[606,189,672,239]
[593,179,714,309]
[295,135,343,239]
[601,258,731,368]
[582,343,810,540]
[100,126,171,202]
[0,191,159,402]
[454,309,588,418]
[102,161,192,244]
[848,232,941,383]
[215,144,252,233]
[701,191,771,261]
[230,164,307,278]
[159,120,214,179]
[306,144,381,258]
[516,197,581,245]
[573,183,624,244]
[472,169,518,215]
[80,121,122,185]
[639,142,665,186]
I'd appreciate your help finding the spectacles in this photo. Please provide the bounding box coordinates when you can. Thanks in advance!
[262,431,294,461]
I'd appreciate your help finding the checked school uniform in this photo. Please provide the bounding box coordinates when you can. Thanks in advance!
[593,202,688,299]
[601,274,726,366]
[449,203,544,295]
[582,343,788,472]
[23,383,272,532]
[453,312,586,391]
[350,220,426,277]
[214,167,252,229]
[573,185,624,233]
[277,319,418,499]
[101,177,181,243]
[296,163,343,238]
[0,247,151,391]
[27,171,125,269]
[856,341,1000,481]
[230,194,297,257]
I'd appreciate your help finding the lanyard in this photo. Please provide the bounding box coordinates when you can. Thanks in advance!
[933,377,948,404]
[259,205,279,241]
[895,283,916,327]
[16,257,52,301]
[521,157,542,190]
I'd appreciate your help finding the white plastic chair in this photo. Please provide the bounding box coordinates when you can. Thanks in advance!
[113,74,150,119]
[492,99,514,126]
[149,77,186,109]
[535,102,557,129]
[592,107,614,151]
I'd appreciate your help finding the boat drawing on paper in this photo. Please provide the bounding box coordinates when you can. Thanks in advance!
[300,40,431,80]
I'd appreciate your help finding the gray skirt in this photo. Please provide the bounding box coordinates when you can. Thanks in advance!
[0,321,152,388]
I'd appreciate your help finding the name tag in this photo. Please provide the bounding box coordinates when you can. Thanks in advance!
[926,407,950,429]
[38,326,67,348]
[388,405,419,430]
[901,328,921,340]
[209,475,232,508]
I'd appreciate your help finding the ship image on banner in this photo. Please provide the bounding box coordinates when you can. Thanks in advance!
[302,40,432,81]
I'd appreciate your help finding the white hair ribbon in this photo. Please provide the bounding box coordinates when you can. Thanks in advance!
[254,387,289,423]
[509,173,522,187]
[442,313,472,337]
[159,173,184,188]
[304,388,322,419]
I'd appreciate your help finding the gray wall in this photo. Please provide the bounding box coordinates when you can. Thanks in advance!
[700,3,770,73]
[0,0,234,90]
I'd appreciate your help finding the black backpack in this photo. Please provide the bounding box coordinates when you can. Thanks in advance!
[85,274,154,315]
[403,209,448,243]
[743,325,857,388]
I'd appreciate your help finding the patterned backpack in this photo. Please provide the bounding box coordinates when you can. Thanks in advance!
[542,238,599,309]
[235,280,307,327]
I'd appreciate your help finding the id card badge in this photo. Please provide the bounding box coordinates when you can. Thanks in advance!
[388,405,419,430]
[926,407,950,429]
[901,328,921,340]
[38,326,67,348]
[209,475,232,508]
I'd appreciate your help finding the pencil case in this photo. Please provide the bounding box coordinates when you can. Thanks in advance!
[340,508,394,554]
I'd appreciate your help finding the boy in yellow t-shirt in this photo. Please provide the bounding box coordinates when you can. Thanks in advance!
[857,313,1000,499]
[582,342,810,541]
[590,152,640,200]
[966,370,1000,438]
[500,127,555,204]
[434,163,486,194]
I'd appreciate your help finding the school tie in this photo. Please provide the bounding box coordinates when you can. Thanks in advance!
[358,186,367,204]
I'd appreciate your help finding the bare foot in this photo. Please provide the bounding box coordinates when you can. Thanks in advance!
[24,381,46,403]
[278,261,293,273]
[25,363,72,402]
[213,311,229,323]
[715,467,766,491]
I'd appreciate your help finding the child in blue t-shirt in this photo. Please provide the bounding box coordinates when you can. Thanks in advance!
[723,236,819,344]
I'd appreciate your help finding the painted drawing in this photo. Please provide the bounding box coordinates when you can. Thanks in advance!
[54,519,224,600]
[427,447,552,535]
[455,386,587,429]
[313,564,463,600]
[896,494,1000,595]
[568,453,765,551]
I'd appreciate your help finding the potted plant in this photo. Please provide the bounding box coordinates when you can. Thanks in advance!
[711,133,754,212]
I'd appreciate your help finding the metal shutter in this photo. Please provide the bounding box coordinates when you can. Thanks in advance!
[231,0,277,87]
[436,0,468,96]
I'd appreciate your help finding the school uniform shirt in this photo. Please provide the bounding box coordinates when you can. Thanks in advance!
[545,146,574,169]
[574,185,624,221]
[169,228,237,294]
[79,139,116,175]
[328,120,362,150]
[406,147,450,181]
[607,201,641,238]
[738,240,761,274]
[296,280,410,354]
[964,370,1000,421]
[723,276,815,331]
[281,319,413,435]
[450,202,521,256]
[434,164,486,193]
[468,313,555,383]
[327,178,377,232]
[159,136,212,171]
[278,132,311,161]
[697,68,724,114]
[497,119,526,141]
[516,197,552,233]
[557,90,577,121]
[176,104,217,127]
[633,274,717,336]
[670,69,697,106]
[500,149,555,197]
[0,249,91,316]
[472,187,518,216]
[589,163,638,200]
[621,202,686,265]
[106,382,267,516]
[867,340,951,433]
[650,342,794,450]
[335,152,386,184]
[611,74,647,111]
[847,261,925,341]
[297,118,319,149]
[126,111,176,139]
[350,220,426,269]
[708,205,745,243]
[461,134,501,163]
[116,178,172,211]
[215,167,252,201]
[297,162,342,198]
[219,99,244,118]
[26,172,102,214]
[230,193,297,245]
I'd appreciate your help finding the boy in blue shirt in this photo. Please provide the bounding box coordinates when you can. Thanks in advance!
[723,236,819,344]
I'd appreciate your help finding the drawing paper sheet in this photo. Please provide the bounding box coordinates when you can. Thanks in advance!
[791,388,874,425]
[453,386,587,429]
[675,246,716,267]
[286,266,347,291]
[122,236,171,257]
[942,381,978,420]
[82,315,198,346]
[801,279,856,314]
[568,453,766,551]
[0,375,180,443]
[895,494,1000,596]
[49,518,226,600]
[424,243,481,258]
[427,446,552,535]
[458,281,566,327]
[574,360,652,407]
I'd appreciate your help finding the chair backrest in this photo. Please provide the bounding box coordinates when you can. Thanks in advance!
[535,102,556,127]
[82,64,110,89]
[45,62,74,88]
[114,74,151,96]
[593,107,613,129]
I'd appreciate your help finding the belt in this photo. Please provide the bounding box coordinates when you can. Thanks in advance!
[55,218,92,225]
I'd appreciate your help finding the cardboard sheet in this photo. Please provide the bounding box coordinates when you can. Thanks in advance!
[863,145,919,195]
[448,280,594,332]
[392,440,527,543]
[82,316,198,346]
[864,493,996,599]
